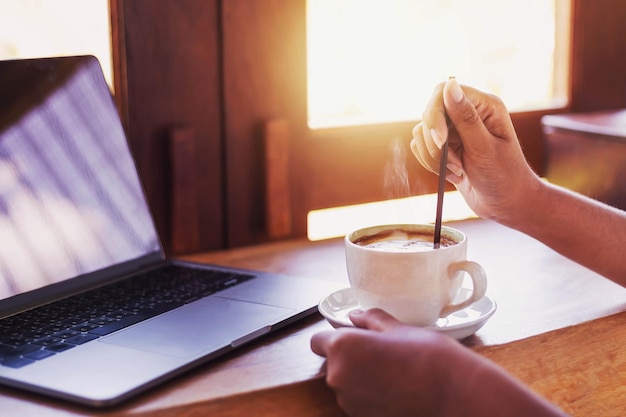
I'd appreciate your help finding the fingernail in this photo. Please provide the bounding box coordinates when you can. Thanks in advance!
[447,162,463,177]
[430,128,445,149]
[448,77,464,103]
[350,309,364,315]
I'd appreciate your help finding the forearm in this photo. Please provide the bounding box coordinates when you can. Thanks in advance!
[504,179,626,286]
[452,356,569,417]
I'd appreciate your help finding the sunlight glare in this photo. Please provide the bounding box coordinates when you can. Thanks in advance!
[307,0,567,129]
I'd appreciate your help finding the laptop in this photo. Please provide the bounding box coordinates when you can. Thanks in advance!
[0,55,340,407]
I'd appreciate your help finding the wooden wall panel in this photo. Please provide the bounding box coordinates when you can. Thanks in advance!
[570,0,626,112]
[112,0,223,254]
[221,0,308,246]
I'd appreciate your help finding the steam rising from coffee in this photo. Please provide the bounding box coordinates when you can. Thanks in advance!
[381,137,432,225]
[384,137,411,200]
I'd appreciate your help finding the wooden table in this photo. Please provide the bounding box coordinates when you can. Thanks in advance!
[2,219,626,416]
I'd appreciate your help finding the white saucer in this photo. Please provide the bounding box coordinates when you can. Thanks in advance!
[318,287,497,340]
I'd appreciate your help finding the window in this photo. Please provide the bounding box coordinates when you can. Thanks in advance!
[307,0,571,129]
[107,1,622,251]
[0,0,112,87]
[304,0,572,240]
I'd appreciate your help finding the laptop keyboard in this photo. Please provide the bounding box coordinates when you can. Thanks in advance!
[0,265,254,369]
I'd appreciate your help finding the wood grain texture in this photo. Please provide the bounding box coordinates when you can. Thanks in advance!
[570,0,626,112]
[264,118,292,239]
[169,127,201,253]
[543,110,626,210]
[476,311,626,416]
[113,0,223,253]
[2,219,625,416]
[127,379,346,417]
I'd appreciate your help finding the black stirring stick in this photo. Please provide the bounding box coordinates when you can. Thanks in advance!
[433,139,449,248]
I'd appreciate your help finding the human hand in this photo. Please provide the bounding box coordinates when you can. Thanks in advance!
[311,309,568,417]
[410,78,541,226]
[311,309,484,417]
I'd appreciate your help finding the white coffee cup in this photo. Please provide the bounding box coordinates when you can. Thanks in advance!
[345,223,487,326]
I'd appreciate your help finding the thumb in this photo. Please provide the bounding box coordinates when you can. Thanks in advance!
[442,78,495,155]
[443,78,516,148]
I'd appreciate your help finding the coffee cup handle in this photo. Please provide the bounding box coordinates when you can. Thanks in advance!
[439,261,487,318]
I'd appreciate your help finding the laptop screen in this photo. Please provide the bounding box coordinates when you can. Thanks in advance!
[0,56,160,302]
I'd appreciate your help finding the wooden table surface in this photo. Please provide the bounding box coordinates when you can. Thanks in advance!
[2,218,626,416]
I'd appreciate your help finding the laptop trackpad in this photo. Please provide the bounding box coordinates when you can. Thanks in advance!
[100,296,294,358]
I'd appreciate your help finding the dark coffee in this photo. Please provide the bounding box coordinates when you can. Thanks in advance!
[353,228,456,251]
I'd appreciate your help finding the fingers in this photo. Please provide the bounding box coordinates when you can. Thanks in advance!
[445,148,464,184]
[310,330,335,357]
[442,78,494,156]
[411,127,464,181]
[422,82,448,149]
[443,78,518,151]
[311,309,405,357]
[410,123,439,174]
[348,308,403,331]
[411,81,456,175]
[413,78,518,179]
